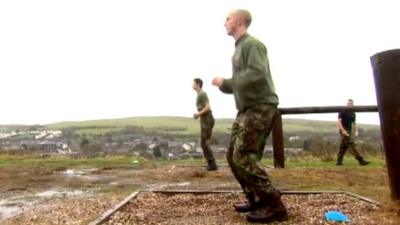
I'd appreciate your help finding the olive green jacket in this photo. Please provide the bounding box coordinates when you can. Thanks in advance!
[219,33,279,111]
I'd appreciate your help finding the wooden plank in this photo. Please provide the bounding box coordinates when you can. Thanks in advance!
[88,191,140,225]
[280,105,377,115]
[272,110,285,168]
[344,192,381,206]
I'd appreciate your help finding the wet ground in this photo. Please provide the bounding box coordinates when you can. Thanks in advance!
[2,163,396,225]
[0,188,90,221]
[0,164,239,224]
[0,168,98,222]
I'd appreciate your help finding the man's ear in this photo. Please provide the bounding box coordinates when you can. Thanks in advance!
[236,16,244,26]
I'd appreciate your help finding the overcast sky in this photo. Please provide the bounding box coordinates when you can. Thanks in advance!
[1,0,399,125]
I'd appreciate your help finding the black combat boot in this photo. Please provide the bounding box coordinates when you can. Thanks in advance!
[206,160,218,171]
[336,155,344,166]
[235,202,263,212]
[246,190,288,223]
[234,193,264,213]
[356,156,370,166]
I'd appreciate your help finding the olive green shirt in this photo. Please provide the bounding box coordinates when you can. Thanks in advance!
[196,90,209,112]
[196,90,214,126]
[219,33,279,111]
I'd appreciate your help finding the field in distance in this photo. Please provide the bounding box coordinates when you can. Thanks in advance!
[46,116,380,135]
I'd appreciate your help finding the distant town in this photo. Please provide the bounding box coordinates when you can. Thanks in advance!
[0,117,382,160]
[0,125,310,160]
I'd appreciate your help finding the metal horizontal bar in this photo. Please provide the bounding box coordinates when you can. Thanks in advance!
[280,105,378,115]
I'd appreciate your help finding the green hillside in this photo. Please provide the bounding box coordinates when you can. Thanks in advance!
[46,116,380,136]
[47,116,232,135]
[281,118,379,133]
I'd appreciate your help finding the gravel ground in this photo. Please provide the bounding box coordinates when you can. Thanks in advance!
[105,192,380,225]
[0,166,390,224]
[3,193,124,225]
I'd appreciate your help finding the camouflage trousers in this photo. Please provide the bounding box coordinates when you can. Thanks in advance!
[337,132,362,161]
[227,103,278,203]
[200,112,217,166]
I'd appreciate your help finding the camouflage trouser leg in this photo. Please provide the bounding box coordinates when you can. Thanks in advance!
[201,116,217,167]
[338,134,362,161]
[226,104,277,203]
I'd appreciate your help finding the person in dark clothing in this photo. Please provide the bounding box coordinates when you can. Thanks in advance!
[337,99,370,166]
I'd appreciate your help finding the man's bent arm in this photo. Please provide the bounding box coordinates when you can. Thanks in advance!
[219,78,233,94]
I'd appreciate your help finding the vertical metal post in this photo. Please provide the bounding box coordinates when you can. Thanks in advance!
[370,49,400,200]
[272,110,285,168]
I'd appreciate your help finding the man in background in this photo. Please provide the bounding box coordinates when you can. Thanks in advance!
[337,99,370,166]
[212,9,287,223]
[193,78,218,171]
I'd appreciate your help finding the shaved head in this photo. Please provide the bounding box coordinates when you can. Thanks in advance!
[233,9,252,28]
[225,9,252,39]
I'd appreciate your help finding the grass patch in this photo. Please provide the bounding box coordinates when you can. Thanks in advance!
[280,155,386,169]
[0,154,146,169]
[0,153,386,170]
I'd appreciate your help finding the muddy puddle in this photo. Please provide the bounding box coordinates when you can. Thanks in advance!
[0,188,90,222]
[0,166,235,222]
[57,167,143,182]
[0,167,144,222]
[57,168,102,180]
[145,182,191,191]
